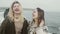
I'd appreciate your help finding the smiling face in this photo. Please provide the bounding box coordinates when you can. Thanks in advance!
[32,9,38,19]
[32,8,45,26]
[12,3,22,14]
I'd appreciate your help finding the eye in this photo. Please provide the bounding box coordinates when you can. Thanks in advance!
[13,5,16,8]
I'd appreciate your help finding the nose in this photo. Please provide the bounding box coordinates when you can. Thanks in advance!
[15,6,18,9]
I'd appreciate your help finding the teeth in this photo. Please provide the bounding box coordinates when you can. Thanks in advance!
[15,9,19,11]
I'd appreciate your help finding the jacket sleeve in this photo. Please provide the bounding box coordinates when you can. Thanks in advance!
[0,17,9,34]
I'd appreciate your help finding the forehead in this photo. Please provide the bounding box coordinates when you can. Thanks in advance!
[13,3,20,6]
[33,9,38,12]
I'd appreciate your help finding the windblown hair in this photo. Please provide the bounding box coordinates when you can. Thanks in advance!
[33,8,45,27]
[7,1,24,23]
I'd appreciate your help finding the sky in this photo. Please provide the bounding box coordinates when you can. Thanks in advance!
[0,0,60,12]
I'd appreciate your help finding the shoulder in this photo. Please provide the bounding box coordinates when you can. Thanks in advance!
[43,26,48,30]
[41,26,48,32]
[24,18,29,25]
[24,18,27,22]
[1,16,10,26]
[0,17,10,30]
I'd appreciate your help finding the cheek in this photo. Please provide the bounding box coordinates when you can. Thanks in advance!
[35,12,38,17]
[33,13,38,18]
[13,7,15,11]
[19,7,22,11]
[35,13,38,18]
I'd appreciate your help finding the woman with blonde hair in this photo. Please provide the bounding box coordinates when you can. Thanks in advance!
[0,1,29,34]
[29,8,48,34]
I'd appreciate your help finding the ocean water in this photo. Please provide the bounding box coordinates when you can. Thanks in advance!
[0,8,60,34]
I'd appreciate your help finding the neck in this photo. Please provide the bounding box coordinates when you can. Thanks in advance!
[34,19,38,26]
[34,18,38,23]
[14,13,21,18]
[40,20,44,27]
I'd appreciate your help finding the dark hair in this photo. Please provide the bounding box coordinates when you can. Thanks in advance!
[33,8,45,27]
[11,1,21,9]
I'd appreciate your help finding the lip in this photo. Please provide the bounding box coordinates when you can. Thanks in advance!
[15,9,19,11]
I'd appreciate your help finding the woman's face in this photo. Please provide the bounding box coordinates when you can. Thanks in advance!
[32,9,38,19]
[13,3,22,14]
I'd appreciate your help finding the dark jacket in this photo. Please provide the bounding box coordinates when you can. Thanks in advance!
[0,17,29,34]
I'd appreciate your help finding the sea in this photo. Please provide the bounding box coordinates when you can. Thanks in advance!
[0,8,60,34]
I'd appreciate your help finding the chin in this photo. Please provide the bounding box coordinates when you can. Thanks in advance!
[15,11,20,13]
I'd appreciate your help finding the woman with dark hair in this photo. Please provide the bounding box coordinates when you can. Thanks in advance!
[0,1,29,34]
[29,8,48,34]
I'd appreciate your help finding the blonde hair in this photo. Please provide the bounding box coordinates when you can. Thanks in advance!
[7,1,24,23]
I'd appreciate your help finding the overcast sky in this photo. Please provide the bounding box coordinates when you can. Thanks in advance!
[0,0,60,12]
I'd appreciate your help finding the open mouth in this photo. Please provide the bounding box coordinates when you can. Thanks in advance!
[15,9,19,11]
